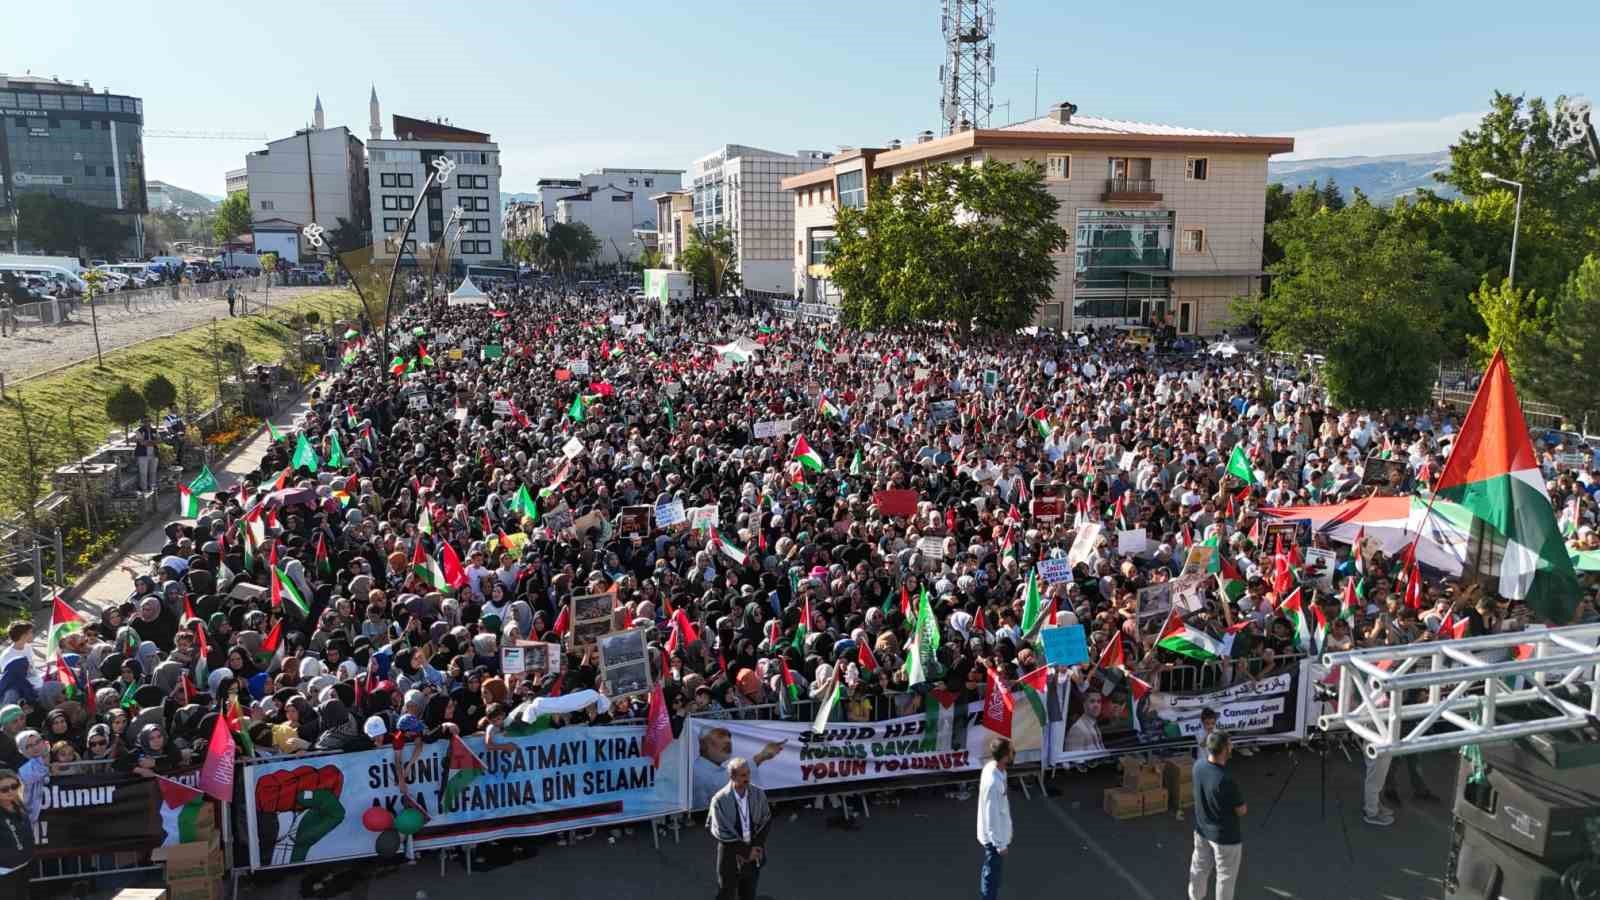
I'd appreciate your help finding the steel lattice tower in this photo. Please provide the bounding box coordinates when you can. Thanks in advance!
[939,0,995,135]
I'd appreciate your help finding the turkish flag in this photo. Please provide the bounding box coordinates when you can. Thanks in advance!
[980,667,1014,738]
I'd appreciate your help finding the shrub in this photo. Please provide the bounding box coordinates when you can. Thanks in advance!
[105,383,147,435]
[142,373,177,412]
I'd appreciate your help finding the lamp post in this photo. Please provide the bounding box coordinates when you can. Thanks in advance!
[427,205,464,301]
[381,156,456,356]
[1479,171,1523,288]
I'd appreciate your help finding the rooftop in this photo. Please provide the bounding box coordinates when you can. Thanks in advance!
[996,112,1251,138]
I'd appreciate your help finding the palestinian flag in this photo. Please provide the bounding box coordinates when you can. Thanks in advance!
[509,484,539,521]
[551,603,570,637]
[778,657,801,703]
[315,533,333,577]
[193,622,210,687]
[290,433,320,473]
[411,542,451,593]
[1352,526,1368,577]
[157,777,209,846]
[269,565,311,616]
[1011,666,1050,753]
[1029,407,1054,439]
[901,589,940,686]
[417,342,435,368]
[919,687,970,753]
[441,541,468,590]
[1280,588,1315,655]
[1438,612,1470,640]
[389,355,407,375]
[792,435,824,472]
[811,678,844,734]
[417,505,434,535]
[1215,554,1247,606]
[45,596,84,659]
[708,527,746,565]
[792,599,813,652]
[1340,576,1361,623]
[257,619,286,671]
[1156,609,1224,661]
[1312,603,1332,652]
[1226,444,1261,485]
[817,395,842,419]
[567,395,587,422]
[177,484,204,517]
[1096,632,1126,670]
[225,697,255,756]
[439,733,487,813]
[1019,571,1044,636]
[1403,562,1423,610]
[857,641,878,672]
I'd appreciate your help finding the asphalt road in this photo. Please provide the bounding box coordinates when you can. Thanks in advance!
[229,744,1458,900]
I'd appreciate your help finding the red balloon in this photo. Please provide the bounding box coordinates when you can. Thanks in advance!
[361,806,394,833]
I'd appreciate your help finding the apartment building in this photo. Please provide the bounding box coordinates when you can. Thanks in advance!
[651,190,692,269]
[688,144,830,295]
[781,103,1294,333]
[367,114,502,267]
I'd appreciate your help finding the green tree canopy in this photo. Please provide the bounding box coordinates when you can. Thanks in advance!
[828,160,1066,331]
[141,373,177,412]
[105,383,148,435]
[1475,257,1600,424]
[679,225,740,298]
[213,191,252,244]
[545,222,600,273]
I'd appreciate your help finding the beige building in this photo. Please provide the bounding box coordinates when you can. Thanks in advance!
[780,103,1294,333]
[651,190,693,269]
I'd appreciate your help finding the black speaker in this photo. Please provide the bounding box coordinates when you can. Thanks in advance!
[1453,742,1600,865]
[1446,820,1599,900]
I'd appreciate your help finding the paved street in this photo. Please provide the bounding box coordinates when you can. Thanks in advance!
[0,285,337,381]
[235,746,1457,900]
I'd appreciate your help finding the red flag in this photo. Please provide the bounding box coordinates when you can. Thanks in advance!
[1097,632,1126,670]
[1404,563,1423,609]
[640,682,673,768]
[552,603,571,636]
[900,585,912,620]
[441,541,468,589]
[972,605,988,634]
[857,641,878,672]
[198,706,236,802]
[182,594,198,625]
[1438,613,1468,640]
[945,507,956,533]
[180,673,196,704]
[547,671,564,697]
[980,667,1014,737]
[665,609,699,653]
[1272,552,1295,598]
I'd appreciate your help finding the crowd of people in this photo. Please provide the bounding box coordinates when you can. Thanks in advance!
[5,279,1597,840]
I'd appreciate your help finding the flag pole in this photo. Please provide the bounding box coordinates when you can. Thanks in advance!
[1407,344,1501,581]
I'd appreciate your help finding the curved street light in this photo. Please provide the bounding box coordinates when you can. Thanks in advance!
[427,205,465,301]
[380,156,456,355]
[1479,171,1523,288]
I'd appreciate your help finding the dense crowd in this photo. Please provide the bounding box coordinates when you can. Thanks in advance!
[5,280,1597,813]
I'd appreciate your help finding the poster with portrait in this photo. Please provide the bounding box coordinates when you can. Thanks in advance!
[1170,573,1208,616]
[568,592,616,649]
[1361,454,1408,488]
[1135,582,1174,635]
[1181,543,1216,576]
[617,505,654,539]
[596,628,653,703]
[1304,548,1337,590]
[1264,519,1312,552]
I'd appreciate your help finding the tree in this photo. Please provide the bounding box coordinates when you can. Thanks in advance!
[328,216,367,254]
[105,383,147,436]
[0,397,58,535]
[1477,257,1600,424]
[213,191,252,244]
[142,373,177,413]
[545,222,600,273]
[679,225,740,298]
[829,160,1067,331]
[1244,195,1465,409]
[16,193,131,256]
[639,246,665,270]
[1319,178,1346,212]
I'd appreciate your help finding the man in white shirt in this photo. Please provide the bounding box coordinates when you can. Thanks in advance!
[976,738,1014,900]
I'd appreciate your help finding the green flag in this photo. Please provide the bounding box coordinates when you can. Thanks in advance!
[850,449,863,476]
[1020,570,1044,634]
[326,430,345,469]
[188,465,218,495]
[661,397,676,429]
[1226,444,1260,485]
[567,395,587,422]
[509,485,539,520]
[267,420,285,443]
[291,433,320,473]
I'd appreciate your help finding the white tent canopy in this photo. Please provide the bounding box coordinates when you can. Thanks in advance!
[446,277,490,306]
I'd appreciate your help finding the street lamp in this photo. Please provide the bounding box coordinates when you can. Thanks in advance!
[380,155,457,356]
[427,205,464,300]
[1479,171,1523,288]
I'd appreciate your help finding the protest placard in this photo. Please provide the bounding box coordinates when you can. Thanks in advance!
[928,400,958,422]
[408,393,430,410]
[654,498,687,528]
[542,502,574,535]
[1304,547,1337,590]
[501,645,526,675]
[1067,523,1102,567]
[562,436,585,459]
[569,591,616,649]
[617,505,653,538]
[689,504,720,530]
[1170,573,1207,614]
[493,399,512,416]
[918,536,947,560]
[1119,450,1138,471]
[630,323,645,337]
[1264,519,1311,551]
[873,382,891,399]
[523,641,562,675]
[752,419,791,439]
[447,348,464,360]
[1361,453,1407,487]
[1036,557,1073,583]
[1116,528,1148,556]
[597,628,653,703]
[609,314,627,326]
[664,381,682,398]
[1041,624,1089,668]
[1031,496,1066,522]
[1136,582,1174,633]
[1559,451,1588,469]
[569,358,590,376]
[873,489,919,518]
[1181,543,1216,576]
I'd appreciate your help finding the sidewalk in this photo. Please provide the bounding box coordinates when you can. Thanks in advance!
[66,394,316,622]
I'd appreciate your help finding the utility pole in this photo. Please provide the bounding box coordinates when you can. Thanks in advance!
[1033,68,1039,118]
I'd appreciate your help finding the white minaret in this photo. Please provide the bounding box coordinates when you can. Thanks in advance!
[369,86,381,142]
[314,94,325,130]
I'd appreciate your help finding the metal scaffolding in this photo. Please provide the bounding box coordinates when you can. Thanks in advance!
[939,0,995,136]
[1319,624,1600,757]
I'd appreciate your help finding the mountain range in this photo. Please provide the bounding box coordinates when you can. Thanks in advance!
[1267,150,1456,204]
[148,180,221,212]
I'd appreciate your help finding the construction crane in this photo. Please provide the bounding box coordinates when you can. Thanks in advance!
[142,128,266,142]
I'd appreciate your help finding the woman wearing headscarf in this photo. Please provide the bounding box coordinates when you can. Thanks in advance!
[114,724,182,777]
[312,699,365,752]
[83,724,119,762]
[131,596,179,652]
[14,731,47,824]
[0,768,33,900]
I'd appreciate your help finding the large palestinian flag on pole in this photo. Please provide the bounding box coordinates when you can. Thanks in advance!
[1433,350,1579,623]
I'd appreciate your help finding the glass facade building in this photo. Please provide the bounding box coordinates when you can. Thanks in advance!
[0,76,146,251]
[1072,208,1174,322]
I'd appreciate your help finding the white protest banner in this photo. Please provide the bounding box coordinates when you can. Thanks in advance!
[243,724,688,867]
[752,419,791,439]
[873,382,891,400]
[493,399,512,416]
[408,394,431,410]
[1050,663,1310,766]
[654,498,687,528]
[609,315,627,326]
[569,359,591,376]
[562,436,585,459]
[1067,523,1102,567]
[501,646,526,675]
[630,323,645,337]
[918,536,946,560]
[1116,528,1148,556]
[664,381,682,399]
[689,505,720,530]
[1119,451,1138,471]
[1559,451,1588,469]
[1170,573,1207,615]
[684,698,1039,810]
[1036,557,1073,583]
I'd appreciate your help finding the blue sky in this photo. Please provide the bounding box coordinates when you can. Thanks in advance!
[4,0,1595,195]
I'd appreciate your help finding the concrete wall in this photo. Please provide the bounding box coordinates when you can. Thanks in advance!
[245,128,360,231]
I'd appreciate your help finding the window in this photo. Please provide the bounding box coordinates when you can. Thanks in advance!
[644,178,653,188]
[383,217,399,232]
[1047,154,1071,180]
[1186,157,1209,181]
[260,200,275,210]
[79,119,92,129]
[398,173,413,188]
[837,170,865,209]
[1181,227,1206,254]
[457,174,472,189]
[381,173,397,188]
[808,228,837,265]
[474,175,488,189]
[84,166,95,176]
[103,166,114,177]
[428,196,443,211]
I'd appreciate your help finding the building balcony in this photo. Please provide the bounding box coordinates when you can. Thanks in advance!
[1102,178,1162,202]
